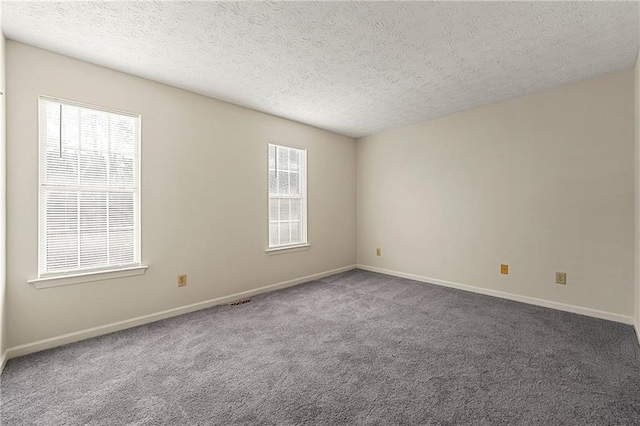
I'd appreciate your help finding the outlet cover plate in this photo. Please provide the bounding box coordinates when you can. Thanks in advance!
[178,274,187,287]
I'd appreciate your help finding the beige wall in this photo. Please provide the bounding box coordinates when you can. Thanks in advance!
[0,24,6,359]
[357,70,635,317]
[635,50,640,335]
[6,41,356,348]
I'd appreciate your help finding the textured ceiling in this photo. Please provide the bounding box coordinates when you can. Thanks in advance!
[2,1,639,138]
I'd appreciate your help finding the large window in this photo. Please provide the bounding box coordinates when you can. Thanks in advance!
[268,143,307,249]
[38,96,141,277]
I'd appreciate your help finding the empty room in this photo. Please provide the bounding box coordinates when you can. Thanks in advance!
[1,1,640,424]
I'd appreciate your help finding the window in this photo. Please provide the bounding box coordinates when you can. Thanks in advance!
[38,96,141,277]
[268,143,307,249]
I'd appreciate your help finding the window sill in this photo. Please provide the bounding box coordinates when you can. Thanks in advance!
[28,265,149,289]
[265,244,311,255]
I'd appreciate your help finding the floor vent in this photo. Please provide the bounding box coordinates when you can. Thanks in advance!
[228,299,251,307]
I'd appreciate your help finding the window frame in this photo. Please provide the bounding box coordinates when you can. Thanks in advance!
[266,142,309,253]
[34,95,144,283]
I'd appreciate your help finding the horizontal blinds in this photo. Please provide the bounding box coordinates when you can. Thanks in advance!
[39,97,140,276]
[268,144,306,248]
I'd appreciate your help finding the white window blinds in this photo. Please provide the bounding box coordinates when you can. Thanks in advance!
[38,97,141,276]
[268,144,307,248]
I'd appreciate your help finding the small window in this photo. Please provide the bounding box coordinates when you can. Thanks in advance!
[268,143,307,249]
[38,96,141,277]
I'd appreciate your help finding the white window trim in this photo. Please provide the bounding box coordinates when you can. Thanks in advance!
[267,142,308,251]
[265,243,311,255]
[36,95,144,282]
[28,265,148,289]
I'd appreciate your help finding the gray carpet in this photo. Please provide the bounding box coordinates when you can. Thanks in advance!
[1,269,640,425]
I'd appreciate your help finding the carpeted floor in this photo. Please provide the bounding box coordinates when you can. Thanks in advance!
[1,269,640,425]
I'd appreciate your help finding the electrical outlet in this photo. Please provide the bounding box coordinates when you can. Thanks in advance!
[500,264,508,275]
[376,248,382,256]
[177,274,187,287]
[556,272,566,285]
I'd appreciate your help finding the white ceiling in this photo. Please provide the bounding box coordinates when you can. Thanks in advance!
[2,1,639,138]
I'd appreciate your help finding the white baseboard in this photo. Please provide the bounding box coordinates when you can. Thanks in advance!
[636,322,640,346]
[4,264,357,362]
[357,264,635,325]
[0,350,7,376]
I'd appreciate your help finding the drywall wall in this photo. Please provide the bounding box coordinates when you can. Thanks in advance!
[635,50,640,339]
[0,18,6,365]
[357,69,635,318]
[6,41,356,348]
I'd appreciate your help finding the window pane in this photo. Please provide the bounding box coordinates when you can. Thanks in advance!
[289,150,299,171]
[44,103,62,149]
[61,105,80,150]
[291,221,302,244]
[45,191,78,233]
[45,149,78,186]
[269,198,278,222]
[79,192,107,231]
[269,170,277,194]
[80,109,108,152]
[279,222,291,245]
[109,192,135,230]
[110,115,137,154]
[278,171,289,195]
[79,192,107,268]
[79,231,108,269]
[80,150,108,187]
[268,144,276,170]
[290,172,300,195]
[277,146,289,171]
[109,153,135,189]
[279,199,290,221]
[110,229,135,265]
[269,223,279,247]
[46,232,78,272]
[290,198,301,220]
[44,190,78,272]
